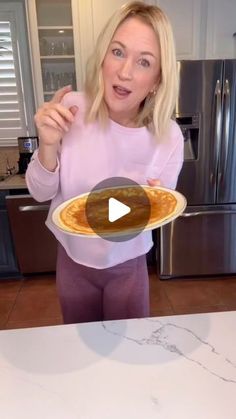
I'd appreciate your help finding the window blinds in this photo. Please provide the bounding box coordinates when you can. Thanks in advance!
[0,20,27,146]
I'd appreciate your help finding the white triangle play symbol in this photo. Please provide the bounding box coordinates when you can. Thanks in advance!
[108,197,131,223]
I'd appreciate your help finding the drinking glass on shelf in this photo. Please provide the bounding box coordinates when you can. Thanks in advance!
[61,41,68,55]
[39,38,48,55]
[55,42,62,55]
[54,74,61,89]
[59,72,76,89]
[48,41,56,55]
[50,72,57,91]
[59,72,69,86]
[42,71,57,92]
[43,71,51,91]
[68,72,76,89]
[68,41,74,55]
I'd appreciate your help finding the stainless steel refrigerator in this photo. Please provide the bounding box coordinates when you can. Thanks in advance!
[160,59,236,278]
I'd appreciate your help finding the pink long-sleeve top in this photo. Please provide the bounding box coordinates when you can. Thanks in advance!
[26,92,184,269]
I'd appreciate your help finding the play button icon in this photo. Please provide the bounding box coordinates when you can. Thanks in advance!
[85,177,151,242]
[108,198,131,222]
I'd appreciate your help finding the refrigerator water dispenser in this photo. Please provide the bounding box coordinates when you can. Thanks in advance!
[176,114,200,160]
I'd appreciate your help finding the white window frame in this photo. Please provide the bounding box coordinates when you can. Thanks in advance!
[0,2,36,147]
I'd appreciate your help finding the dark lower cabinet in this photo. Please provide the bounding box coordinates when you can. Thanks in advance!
[0,205,19,279]
[6,195,57,274]
[0,189,57,279]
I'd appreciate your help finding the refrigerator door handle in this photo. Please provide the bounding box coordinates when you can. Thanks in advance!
[181,209,236,217]
[218,79,230,184]
[212,80,222,189]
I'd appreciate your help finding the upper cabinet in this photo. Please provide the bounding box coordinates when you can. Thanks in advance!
[83,0,206,60]
[154,0,236,60]
[26,0,83,107]
[205,0,236,59]
[157,0,206,60]
[90,0,129,41]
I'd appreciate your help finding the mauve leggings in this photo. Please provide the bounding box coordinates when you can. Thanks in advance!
[56,244,150,324]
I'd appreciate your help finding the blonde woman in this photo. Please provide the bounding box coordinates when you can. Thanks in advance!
[26,1,183,324]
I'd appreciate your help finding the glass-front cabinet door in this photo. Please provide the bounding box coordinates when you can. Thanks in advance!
[26,0,83,107]
[36,0,76,101]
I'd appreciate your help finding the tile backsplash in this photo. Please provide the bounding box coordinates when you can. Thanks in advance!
[0,147,19,174]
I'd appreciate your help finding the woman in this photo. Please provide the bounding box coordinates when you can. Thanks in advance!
[26,1,183,324]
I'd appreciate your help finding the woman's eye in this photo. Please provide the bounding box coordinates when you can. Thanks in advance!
[112,48,123,57]
[139,58,150,68]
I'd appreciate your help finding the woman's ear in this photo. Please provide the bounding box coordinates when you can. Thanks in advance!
[150,75,161,96]
[154,73,161,90]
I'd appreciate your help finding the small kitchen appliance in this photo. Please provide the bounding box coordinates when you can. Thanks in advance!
[18,136,38,174]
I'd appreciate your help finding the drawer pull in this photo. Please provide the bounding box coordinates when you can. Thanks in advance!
[19,205,50,212]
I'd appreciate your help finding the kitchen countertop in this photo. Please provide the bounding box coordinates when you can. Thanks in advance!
[0,174,27,190]
[0,310,235,419]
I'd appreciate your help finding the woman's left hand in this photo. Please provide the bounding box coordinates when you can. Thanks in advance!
[147,178,162,187]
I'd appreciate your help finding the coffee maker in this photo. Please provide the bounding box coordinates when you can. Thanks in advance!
[18,136,38,174]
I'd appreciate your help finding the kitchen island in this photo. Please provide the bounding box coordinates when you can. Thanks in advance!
[0,310,235,418]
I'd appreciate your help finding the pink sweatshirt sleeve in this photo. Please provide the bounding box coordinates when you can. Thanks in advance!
[25,149,60,202]
[25,92,84,203]
[159,124,184,190]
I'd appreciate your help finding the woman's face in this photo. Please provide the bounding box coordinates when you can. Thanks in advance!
[102,17,161,127]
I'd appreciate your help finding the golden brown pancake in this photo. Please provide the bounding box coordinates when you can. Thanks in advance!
[59,186,177,235]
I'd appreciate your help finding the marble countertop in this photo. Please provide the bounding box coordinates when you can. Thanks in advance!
[0,174,27,190]
[0,310,235,419]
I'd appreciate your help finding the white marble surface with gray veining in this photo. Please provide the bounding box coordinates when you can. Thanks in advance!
[0,311,235,418]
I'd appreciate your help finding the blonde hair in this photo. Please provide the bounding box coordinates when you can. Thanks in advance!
[84,1,178,138]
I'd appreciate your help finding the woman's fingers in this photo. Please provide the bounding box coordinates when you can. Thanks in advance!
[34,86,78,146]
[42,115,64,132]
[147,178,162,187]
[36,103,75,129]
[45,109,70,132]
[52,103,75,123]
[50,85,72,104]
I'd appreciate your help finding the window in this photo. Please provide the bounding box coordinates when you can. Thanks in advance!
[0,2,35,147]
[0,19,28,145]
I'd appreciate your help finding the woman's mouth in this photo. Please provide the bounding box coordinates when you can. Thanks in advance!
[113,85,131,98]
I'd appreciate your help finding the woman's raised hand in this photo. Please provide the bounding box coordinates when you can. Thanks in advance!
[34,85,78,146]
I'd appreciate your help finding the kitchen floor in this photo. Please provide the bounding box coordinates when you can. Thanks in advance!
[1,267,236,330]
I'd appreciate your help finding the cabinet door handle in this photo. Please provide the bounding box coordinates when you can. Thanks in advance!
[19,205,50,212]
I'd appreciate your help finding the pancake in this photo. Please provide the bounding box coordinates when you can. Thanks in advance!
[58,186,177,236]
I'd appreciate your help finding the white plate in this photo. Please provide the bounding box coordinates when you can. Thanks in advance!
[51,185,187,238]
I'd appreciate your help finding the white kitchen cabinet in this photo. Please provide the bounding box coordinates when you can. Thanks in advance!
[155,0,207,60]
[89,0,207,60]
[205,0,236,59]
[26,0,84,107]
[89,0,128,42]
[148,0,236,60]
[75,0,209,66]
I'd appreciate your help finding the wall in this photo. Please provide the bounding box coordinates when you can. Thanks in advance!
[0,148,19,175]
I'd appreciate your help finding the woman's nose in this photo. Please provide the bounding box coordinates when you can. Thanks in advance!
[117,59,133,80]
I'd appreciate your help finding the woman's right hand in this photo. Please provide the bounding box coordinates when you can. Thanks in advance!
[34,85,78,146]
